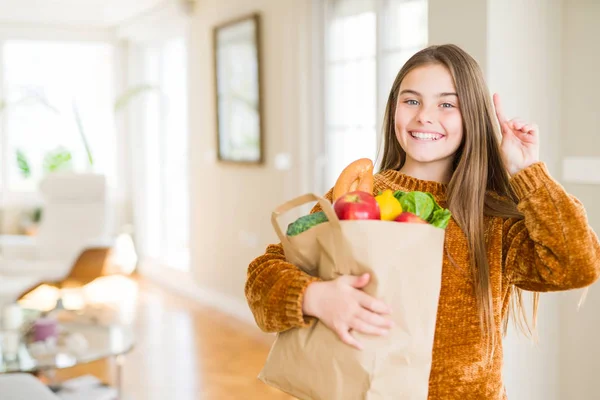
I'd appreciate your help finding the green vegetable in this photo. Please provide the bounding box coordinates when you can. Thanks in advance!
[393,190,406,202]
[429,208,452,229]
[286,211,328,236]
[425,193,441,213]
[397,191,435,220]
[394,189,452,229]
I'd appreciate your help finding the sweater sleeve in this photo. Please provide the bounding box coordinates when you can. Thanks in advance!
[244,188,333,333]
[503,162,600,291]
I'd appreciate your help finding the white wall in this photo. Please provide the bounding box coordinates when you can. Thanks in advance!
[188,0,319,310]
[428,0,488,71]
[559,1,600,398]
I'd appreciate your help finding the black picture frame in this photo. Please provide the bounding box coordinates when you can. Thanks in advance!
[213,13,264,165]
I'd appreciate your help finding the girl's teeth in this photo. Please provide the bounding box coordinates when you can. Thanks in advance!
[410,132,442,141]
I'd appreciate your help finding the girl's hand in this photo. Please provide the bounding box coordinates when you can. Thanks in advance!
[302,273,393,350]
[493,93,540,176]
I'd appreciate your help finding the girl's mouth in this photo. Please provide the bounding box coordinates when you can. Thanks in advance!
[409,131,444,141]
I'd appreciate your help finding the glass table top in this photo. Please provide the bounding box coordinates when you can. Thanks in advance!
[0,320,134,373]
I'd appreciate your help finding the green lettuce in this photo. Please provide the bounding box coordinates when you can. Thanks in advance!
[393,190,452,229]
[429,208,452,229]
[395,191,434,220]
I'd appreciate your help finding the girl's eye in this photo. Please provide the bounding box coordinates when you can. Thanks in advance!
[441,103,455,108]
[405,99,419,106]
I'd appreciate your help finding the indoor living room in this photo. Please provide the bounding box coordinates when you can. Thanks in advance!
[1,0,600,399]
[0,0,292,398]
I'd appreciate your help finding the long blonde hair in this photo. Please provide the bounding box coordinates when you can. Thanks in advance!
[378,44,538,355]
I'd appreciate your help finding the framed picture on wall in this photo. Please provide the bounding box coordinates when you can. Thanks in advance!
[213,13,264,164]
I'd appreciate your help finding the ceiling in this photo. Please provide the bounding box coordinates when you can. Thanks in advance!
[0,0,168,28]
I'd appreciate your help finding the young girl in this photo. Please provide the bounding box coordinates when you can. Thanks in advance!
[245,44,600,398]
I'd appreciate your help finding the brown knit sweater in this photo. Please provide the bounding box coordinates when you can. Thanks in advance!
[245,162,600,399]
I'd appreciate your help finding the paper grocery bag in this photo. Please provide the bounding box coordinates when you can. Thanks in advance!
[258,193,446,400]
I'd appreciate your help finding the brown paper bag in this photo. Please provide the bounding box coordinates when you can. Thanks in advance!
[258,193,446,400]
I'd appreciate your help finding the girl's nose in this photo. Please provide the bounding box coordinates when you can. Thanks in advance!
[416,110,434,125]
[417,107,433,125]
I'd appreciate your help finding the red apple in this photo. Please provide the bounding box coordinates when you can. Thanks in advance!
[394,211,428,224]
[333,191,381,220]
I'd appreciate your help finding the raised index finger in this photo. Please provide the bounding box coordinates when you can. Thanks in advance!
[492,93,506,124]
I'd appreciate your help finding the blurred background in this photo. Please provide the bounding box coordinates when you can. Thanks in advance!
[0,0,598,399]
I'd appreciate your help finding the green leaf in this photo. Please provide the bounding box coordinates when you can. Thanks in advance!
[32,207,43,223]
[424,193,441,219]
[114,84,159,113]
[430,208,452,229]
[393,190,407,202]
[72,101,94,166]
[16,149,31,178]
[423,193,452,228]
[43,147,73,173]
[397,191,435,220]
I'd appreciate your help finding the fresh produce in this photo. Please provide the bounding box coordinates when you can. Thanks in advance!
[284,158,452,236]
[393,190,452,229]
[395,211,428,224]
[332,158,374,201]
[285,189,451,236]
[394,191,434,221]
[428,209,452,229]
[286,211,328,236]
[333,190,381,220]
[375,189,403,221]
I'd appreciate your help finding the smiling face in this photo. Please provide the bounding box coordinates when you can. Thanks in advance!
[394,63,464,175]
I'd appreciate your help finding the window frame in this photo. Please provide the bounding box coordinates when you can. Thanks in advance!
[128,35,190,272]
[319,0,428,193]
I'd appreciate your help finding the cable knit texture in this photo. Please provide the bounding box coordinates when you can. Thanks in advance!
[245,162,600,399]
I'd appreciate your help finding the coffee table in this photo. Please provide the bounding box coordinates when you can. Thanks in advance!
[0,320,134,399]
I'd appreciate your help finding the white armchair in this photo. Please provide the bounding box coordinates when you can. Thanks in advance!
[0,172,111,304]
[0,373,60,400]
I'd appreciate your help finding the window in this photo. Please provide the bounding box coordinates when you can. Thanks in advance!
[136,37,189,271]
[0,41,116,194]
[323,0,428,191]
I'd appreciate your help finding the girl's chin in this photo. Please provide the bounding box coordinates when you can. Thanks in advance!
[405,151,453,164]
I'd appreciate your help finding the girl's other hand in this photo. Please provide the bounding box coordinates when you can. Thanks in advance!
[302,273,394,350]
[493,93,540,176]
